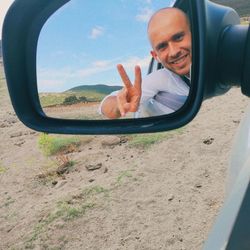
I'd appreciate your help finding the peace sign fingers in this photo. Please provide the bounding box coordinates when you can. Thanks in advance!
[117,64,133,89]
[116,64,142,115]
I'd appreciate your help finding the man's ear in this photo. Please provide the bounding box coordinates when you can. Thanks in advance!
[150,50,160,62]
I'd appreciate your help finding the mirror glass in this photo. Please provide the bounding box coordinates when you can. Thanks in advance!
[37,0,191,120]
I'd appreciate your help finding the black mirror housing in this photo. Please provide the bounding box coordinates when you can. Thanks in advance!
[2,0,248,134]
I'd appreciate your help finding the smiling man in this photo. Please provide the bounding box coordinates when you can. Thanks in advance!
[100,7,192,118]
[148,7,191,77]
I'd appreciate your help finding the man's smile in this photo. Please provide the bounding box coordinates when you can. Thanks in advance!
[169,53,189,65]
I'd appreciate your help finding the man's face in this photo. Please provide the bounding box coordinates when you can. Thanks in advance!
[149,10,192,76]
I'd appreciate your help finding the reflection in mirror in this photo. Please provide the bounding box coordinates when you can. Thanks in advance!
[37,0,191,120]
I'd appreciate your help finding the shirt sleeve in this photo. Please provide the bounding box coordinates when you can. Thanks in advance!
[140,69,174,104]
[98,91,119,115]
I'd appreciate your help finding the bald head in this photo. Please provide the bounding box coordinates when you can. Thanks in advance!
[148,8,190,42]
[147,7,192,76]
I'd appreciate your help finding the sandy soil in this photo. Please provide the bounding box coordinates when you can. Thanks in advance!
[0,63,249,250]
[43,102,103,120]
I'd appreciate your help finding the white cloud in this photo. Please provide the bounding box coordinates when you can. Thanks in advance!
[37,67,75,92]
[37,55,151,92]
[122,55,151,70]
[89,26,105,39]
[0,0,15,39]
[38,79,66,93]
[136,7,154,23]
[92,60,112,68]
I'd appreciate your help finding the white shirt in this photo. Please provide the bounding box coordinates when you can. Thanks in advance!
[137,68,189,117]
[99,68,189,118]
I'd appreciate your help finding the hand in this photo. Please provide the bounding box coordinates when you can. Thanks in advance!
[116,64,142,117]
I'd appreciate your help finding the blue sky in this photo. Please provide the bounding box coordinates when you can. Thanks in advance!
[37,0,175,92]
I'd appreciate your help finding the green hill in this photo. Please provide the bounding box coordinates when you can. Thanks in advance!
[39,84,122,107]
[67,84,122,94]
[211,0,250,17]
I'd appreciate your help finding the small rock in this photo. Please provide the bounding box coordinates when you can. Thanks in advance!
[195,183,202,188]
[203,137,214,145]
[5,117,18,124]
[103,167,108,173]
[168,194,175,201]
[10,132,23,138]
[6,225,14,233]
[0,123,9,128]
[233,120,240,124]
[120,136,128,144]
[14,140,25,147]
[86,163,102,171]
[56,166,69,175]
[89,179,95,183]
[55,180,67,189]
[204,171,209,178]
[37,173,46,179]
[52,180,58,186]
[101,136,121,146]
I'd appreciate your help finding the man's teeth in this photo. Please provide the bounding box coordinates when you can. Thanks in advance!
[172,55,187,64]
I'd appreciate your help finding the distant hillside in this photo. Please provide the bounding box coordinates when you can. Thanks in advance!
[67,84,122,94]
[211,0,250,17]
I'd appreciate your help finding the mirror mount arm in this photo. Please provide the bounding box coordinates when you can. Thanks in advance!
[218,24,250,96]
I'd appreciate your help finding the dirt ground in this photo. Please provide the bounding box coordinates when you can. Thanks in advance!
[0,63,249,250]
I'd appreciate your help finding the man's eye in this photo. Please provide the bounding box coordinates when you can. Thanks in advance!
[156,43,167,51]
[173,33,184,41]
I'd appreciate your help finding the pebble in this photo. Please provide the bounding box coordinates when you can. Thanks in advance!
[168,194,175,201]
[203,137,214,145]
[0,122,9,128]
[195,183,202,188]
[5,117,18,124]
[10,132,23,138]
[55,180,67,189]
[85,163,102,171]
[52,180,58,186]
[101,136,121,146]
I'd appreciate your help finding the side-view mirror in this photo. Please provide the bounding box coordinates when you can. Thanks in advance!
[3,1,250,250]
[3,0,249,135]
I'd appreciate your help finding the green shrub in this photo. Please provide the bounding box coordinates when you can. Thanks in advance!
[128,133,165,148]
[38,133,81,156]
[0,166,7,174]
[128,129,184,148]
[63,95,79,105]
[78,96,88,102]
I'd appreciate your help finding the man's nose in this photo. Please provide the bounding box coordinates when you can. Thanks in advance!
[168,43,181,58]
